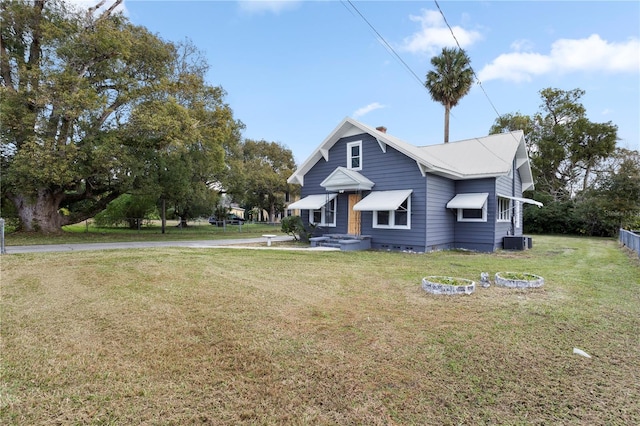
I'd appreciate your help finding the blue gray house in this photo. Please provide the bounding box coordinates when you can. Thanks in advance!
[287,117,542,252]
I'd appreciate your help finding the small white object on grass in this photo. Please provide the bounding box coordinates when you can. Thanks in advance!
[573,347,592,358]
[262,234,277,247]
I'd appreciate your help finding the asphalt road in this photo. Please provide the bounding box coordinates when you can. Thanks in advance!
[2,235,299,254]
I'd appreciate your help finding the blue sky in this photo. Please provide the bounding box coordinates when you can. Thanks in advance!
[92,1,639,163]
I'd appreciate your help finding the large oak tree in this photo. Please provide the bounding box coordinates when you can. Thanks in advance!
[490,88,618,199]
[1,0,241,232]
[235,139,297,223]
[489,88,631,236]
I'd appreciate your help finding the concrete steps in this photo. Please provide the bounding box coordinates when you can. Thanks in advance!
[310,234,371,251]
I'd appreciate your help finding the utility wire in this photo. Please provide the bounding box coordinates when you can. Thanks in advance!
[343,0,516,145]
[341,0,429,94]
[434,0,524,150]
[433,0,504,124]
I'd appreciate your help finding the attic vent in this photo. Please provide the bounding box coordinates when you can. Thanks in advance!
[376,126,387,133]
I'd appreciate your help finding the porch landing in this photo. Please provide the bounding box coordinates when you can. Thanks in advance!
[309,234,372,251]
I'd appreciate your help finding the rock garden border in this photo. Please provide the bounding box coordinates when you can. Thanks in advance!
[494,272,544,288]
[422,276,476,295]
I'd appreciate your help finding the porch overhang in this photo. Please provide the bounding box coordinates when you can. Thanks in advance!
[320,167,374,192]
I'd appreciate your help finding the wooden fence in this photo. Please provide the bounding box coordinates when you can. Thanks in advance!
[619,229,640,257]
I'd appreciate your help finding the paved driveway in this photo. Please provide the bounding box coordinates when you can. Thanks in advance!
[2,235,303,254]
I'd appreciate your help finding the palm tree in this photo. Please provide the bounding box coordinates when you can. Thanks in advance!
[425,47,474,143]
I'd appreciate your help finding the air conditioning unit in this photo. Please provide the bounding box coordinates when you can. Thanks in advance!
[503,236,527,250]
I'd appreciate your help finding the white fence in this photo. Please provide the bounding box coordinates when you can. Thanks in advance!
[619,229,640,257]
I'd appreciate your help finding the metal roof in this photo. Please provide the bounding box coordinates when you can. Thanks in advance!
[288,117,535,191]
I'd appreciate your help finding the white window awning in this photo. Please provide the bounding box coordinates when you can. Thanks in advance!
[446,193,489,209]
[287,193,337,210]
[497,194,544,208]
[353,189,412,211]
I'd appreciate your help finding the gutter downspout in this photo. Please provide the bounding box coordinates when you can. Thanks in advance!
[511,158,516,236]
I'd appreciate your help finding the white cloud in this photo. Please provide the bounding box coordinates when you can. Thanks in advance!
[400,9,483,55]
[478,52,553,83]
[551,34,639,73]
[237,0,300,15]
[354,102,386,118]
[479,34,640,83]
[510,39,534,52]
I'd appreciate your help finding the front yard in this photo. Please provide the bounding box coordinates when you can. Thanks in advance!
[1,235,638,424]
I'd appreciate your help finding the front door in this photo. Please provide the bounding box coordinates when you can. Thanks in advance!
[348,194,361,235]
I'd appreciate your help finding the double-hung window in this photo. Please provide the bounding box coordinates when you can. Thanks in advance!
[497,197,511,222]
[374,197,410,229]
[310,197,336,227]
[347,141,362,170]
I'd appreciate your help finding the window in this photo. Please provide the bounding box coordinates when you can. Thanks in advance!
[374,197,411,229]
[457,203,487,222]
[347,141,362,170]
[447,193,489,222]
[310,197,336,227]
[498,197,511,222]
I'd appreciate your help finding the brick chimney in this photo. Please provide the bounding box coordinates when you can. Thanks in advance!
[376,126,387,133]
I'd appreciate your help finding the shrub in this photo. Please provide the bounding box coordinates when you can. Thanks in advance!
[281,215,311,242]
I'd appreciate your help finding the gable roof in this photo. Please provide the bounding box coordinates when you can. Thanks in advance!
[320,167,374,192]
[418,131,534,190]
[288,117,535,191]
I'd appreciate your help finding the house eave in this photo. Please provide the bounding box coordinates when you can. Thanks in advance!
[287,118,538,192]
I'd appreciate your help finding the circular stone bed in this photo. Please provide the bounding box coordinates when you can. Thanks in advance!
[494,272,544,288]
[422,276,476,295]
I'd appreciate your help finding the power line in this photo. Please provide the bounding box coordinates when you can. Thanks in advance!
[433,0,526,155]
[341,0,429,94]
[344,0,514,141]
[433,0,503,121]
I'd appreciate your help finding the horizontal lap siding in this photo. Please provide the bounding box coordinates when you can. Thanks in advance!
[495,170,524,247]
[454,178,497,252]
[301,133,427,250]
[426,174,455,250]
[495,174,513,244]
[358,136,427,251]
[301,137,352,234]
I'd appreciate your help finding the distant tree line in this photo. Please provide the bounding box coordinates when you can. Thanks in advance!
[490,88,640,236]
[424,48,639,237]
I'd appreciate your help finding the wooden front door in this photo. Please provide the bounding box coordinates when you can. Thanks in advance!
[348,194,361,235]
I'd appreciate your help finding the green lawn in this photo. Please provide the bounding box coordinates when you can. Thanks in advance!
[4,220,284,246]
[1,235,638,424]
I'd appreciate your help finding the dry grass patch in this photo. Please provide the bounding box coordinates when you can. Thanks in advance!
[1,236,639,424]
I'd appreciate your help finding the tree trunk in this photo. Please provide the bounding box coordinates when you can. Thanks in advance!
[444,103,451,143]
[10,189,66,233]
[269,203,276,223]
[161,199,166,234]
[583,164,592,192]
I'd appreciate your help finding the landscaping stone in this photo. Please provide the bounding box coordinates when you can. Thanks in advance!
[494,272,544,288]
[421,276,476,295]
